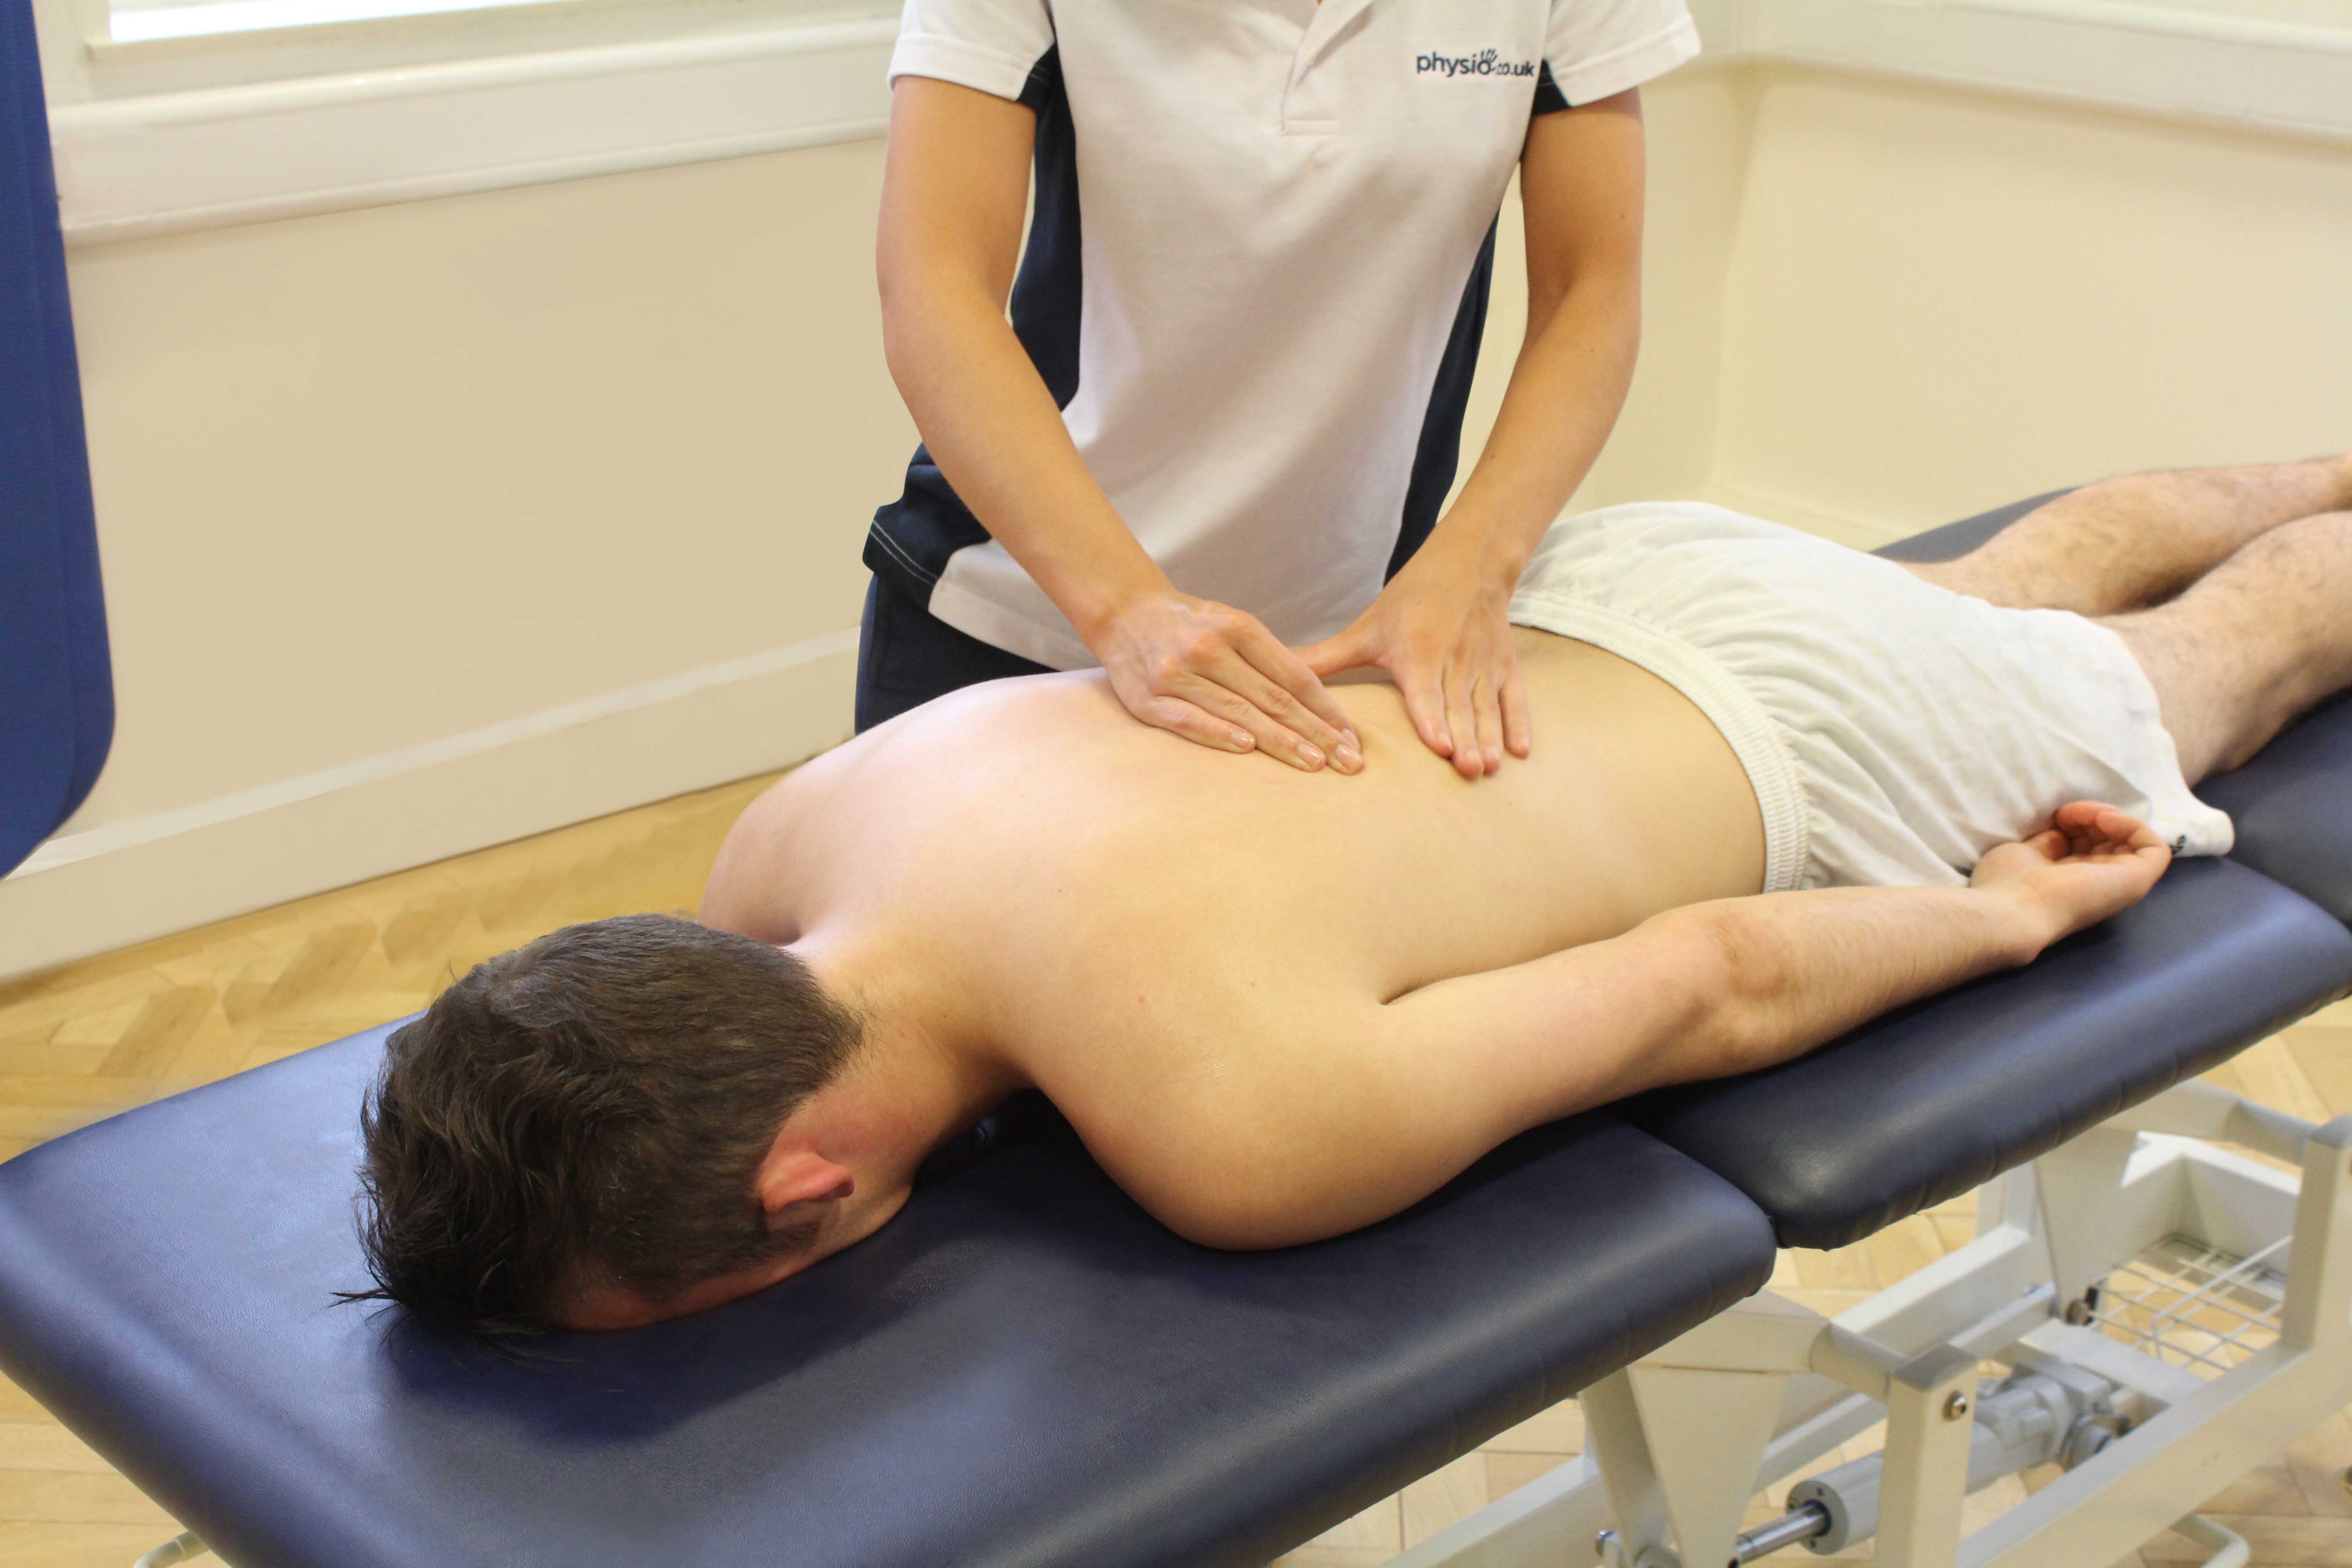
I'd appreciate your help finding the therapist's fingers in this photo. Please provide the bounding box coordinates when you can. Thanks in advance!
[1132,693,1258,755]
[1177,673,1330,772]
[1393,662,1454,762]
[1499,653,1534,760]
[1442,662,1485,780]
[1210,649,1353,768]
[1215,657,1364,774]
[1471,671,1504,778]
[1096,591,1362,770]
[1226,618,1362,755]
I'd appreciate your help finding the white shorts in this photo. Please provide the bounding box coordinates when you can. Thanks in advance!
[1506,502,2235,892]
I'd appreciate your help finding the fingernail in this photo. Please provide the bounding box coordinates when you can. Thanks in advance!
[1298,742,1324,765]
[1335,742,1362,769]
[1231,732,1254,750]
[1344,728,1361,750]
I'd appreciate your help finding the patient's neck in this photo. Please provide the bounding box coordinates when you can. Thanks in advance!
[792,931,1024,1180]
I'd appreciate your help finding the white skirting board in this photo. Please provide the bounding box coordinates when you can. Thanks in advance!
[0,631,857,981]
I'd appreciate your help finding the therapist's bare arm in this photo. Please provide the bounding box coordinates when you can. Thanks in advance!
[877,77,1360,772]
[1150,805,2172,1250]
[1301,90,1647,778]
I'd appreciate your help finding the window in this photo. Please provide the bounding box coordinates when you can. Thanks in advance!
[41,0,884,101]
[106,0,575,46]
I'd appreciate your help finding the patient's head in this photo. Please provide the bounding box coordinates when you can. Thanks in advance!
[351,914,861,1339]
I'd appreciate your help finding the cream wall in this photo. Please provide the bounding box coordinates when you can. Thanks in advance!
[1706,69,2352,544]
[1458,71,1760,519]
[68,140,899,818]
[6,60,2351,976]
[1577,68,1759,512]
[3,140,911,975]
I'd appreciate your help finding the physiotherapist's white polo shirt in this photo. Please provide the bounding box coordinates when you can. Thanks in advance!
[868,0,1700,670]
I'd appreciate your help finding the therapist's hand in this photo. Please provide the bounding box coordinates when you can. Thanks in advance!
[1298,536,1530,779]
[1089,588,1364,773]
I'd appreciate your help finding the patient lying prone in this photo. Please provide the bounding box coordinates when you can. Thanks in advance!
[350,457,2352,1338]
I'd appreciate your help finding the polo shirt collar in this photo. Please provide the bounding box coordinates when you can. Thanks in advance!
[1295,0,1380,70]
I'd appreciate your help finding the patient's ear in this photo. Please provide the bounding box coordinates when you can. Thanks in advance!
[753,1137,854,1220]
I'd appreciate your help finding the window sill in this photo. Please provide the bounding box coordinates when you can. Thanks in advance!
[50,9,897,244]
[105,0,576,48]
[80,0,872,92]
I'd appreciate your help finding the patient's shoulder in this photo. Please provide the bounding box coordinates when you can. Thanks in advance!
[700,758,862,941]
[1027,990,1411,1251]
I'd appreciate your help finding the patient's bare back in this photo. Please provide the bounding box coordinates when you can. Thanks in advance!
[704,629,1768,1241]
[721,631,1759,1001]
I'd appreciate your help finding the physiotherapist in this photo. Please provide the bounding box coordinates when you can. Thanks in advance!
[858,0,1698,778]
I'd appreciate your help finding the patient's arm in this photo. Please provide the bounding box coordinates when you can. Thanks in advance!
[1160,804,2171,1250]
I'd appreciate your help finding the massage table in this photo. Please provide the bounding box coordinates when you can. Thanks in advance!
[9,0,2352,1549]
[0,498,2347,1568]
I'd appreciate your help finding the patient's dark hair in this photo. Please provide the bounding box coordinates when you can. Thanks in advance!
[348,914,860,1339]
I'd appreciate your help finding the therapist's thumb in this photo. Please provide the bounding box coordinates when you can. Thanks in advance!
[1297,623,1379,678]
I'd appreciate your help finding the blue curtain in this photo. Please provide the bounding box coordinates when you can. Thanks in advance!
[1,0,111,880]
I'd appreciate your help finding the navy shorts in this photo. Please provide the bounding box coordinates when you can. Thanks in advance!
[854,575,1056,733]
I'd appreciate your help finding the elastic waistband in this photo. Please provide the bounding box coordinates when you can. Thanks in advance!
[1507,590,1810,894]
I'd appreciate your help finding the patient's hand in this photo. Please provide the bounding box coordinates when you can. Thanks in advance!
[1970,801,2173,951]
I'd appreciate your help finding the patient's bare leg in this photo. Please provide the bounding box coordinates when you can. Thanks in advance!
[1907,456,2352,615]
[2099,510,2352,782]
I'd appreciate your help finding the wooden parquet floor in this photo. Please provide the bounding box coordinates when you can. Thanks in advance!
[1,773,2349,1567]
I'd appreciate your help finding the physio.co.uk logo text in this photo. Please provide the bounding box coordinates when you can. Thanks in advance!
[1416,47,1537,78]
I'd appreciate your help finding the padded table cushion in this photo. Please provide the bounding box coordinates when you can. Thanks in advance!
[1880,494,2352,927]
[2200,690,2352,930]
[1872,491,2072,565]
[0,1024,1773,1568]
[1630,857,2352,1250]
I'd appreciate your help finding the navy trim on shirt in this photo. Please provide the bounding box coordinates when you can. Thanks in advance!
[1532,59,1570,114]
[1388,219,1497,582]
[866,45,1081,605]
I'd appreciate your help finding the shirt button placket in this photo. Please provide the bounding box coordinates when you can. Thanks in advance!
[1285,57,1340,136]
